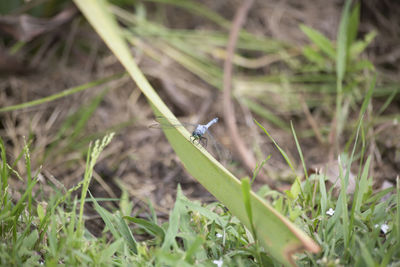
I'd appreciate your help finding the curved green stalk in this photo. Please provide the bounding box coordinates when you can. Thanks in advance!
[73,1,320,265]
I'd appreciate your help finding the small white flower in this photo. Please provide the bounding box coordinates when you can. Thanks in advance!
[213,258,223,267]
[216,233,223,238]
[374,224,379,229]
[381,224,389,234]
[326,208,335,216]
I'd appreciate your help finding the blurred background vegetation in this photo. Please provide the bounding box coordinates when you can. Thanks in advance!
[0,0,399,265]
[1,0,398,202]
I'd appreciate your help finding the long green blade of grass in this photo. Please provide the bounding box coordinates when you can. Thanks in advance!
[291,121,308,180]
[397,177,400,243]
[73,1,320,264]
[255,120,295,172]
[335,0,352,143]
[0,138,8,198]
[0,73,124,113]
[336,0,352,85]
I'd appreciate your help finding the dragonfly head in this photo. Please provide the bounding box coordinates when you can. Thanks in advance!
[191,131,201,138]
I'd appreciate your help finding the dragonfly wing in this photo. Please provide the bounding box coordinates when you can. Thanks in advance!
[149,116,198,130]
[206,130,231,162]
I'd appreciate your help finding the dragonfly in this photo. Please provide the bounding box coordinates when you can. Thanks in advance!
[190,117,219,146]
[150,116,229,160]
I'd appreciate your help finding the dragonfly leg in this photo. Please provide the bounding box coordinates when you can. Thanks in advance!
[190,135,199,144]
[190,135,207,146]
[199,136,207,147]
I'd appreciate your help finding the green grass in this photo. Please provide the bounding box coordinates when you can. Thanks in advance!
[1,0,400,266]
[1,122,399,266]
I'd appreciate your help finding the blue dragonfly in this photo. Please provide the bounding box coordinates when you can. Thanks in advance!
[150,116,229,160]
[189,117,219,146]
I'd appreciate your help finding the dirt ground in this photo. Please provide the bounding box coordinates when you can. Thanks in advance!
[1,0,399,223]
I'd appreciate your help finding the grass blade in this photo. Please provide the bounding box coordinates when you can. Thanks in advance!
[291,121,308,180]
[255,120,295,172]
[300,24,335,59]
[0,73,123,113]
[124,216,165,240]
[161,186,184,250]
[74,1,321,264]
[116,214,138,254]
